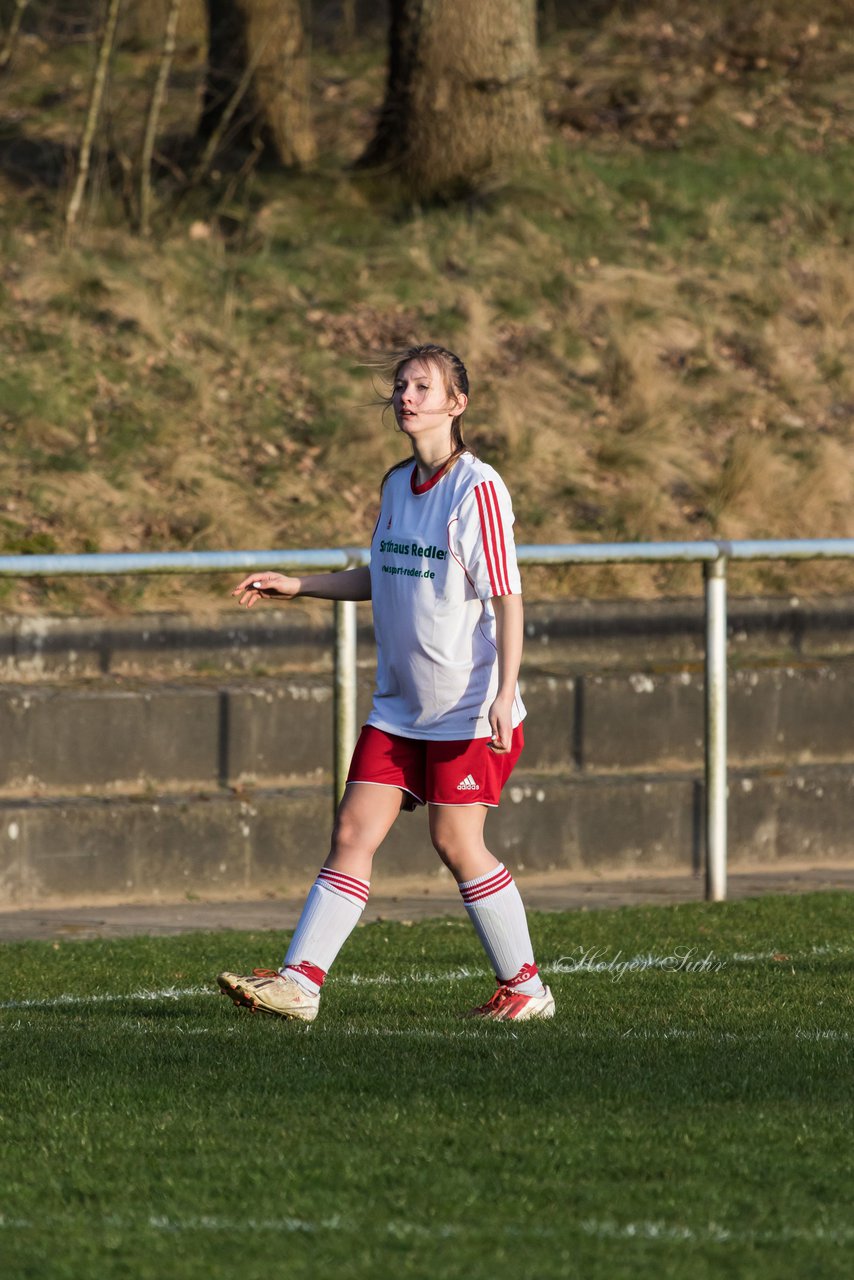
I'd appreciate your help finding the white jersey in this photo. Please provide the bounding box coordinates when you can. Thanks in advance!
[367,452,527,741]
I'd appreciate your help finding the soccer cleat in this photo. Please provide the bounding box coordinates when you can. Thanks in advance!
[463,982,555,1022]
[217,969,320,1023]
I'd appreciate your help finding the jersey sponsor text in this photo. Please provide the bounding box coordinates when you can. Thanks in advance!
[379,539,447,561]
[381,564,435,579]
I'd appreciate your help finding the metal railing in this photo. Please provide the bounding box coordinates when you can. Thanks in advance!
[2,537,853,902]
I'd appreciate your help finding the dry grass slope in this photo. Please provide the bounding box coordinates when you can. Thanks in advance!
[0,1,852,612]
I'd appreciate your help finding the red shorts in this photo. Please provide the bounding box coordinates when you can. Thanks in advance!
[346,724,524,808]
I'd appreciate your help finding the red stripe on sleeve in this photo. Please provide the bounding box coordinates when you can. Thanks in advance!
[479,483,509,596]
[485,481,512,595]
[474,484,500,595]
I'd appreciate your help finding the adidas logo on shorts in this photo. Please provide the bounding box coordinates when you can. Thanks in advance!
[456,774,480,792]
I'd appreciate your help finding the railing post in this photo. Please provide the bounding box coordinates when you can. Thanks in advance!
[333,597,359,814]
[704,554,728,902]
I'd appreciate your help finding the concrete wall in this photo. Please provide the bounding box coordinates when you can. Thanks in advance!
[1,597,852,905]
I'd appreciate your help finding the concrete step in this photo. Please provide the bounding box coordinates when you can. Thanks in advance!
[1,764,851,906]
[3,597,854,682]
[1,662,852,794]
[0,679,332,793]
[2,599,852,908]
[521,661,854,771]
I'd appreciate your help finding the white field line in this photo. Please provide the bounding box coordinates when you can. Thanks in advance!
[579,1219,854,1246]
[1,941,852,1013]
[0,1212,852,1247]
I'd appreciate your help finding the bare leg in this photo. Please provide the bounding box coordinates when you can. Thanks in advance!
[428,802,497,882]
[429,802,546,999]
[217,784,408,1018]
[270,782,408,997]
[325,782,408,880]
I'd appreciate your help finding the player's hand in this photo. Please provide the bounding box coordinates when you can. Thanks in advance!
[231,572,300,608]
[487,697,514,753]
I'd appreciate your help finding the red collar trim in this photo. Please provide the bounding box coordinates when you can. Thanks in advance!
[411,461,451,495]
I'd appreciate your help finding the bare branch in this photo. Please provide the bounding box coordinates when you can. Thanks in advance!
[0,0,30,72]
[140,0,183,237]
[65,0,124,237]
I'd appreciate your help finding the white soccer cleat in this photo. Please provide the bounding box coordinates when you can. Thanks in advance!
[463,983,556,1022]
[217,969,320,1023]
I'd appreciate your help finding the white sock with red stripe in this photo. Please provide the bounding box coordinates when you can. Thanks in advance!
[281,867,370,996]
[458,864,546,997]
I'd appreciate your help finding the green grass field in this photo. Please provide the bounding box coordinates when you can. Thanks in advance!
[2,892,853,1279]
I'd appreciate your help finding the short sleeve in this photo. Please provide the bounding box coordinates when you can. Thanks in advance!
[450,474,522,600]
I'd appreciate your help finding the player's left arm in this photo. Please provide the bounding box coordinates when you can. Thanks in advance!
[488,592,523,753]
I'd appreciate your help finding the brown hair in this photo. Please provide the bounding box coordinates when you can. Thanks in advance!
[379,344,474,492]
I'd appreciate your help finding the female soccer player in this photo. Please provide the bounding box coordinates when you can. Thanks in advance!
[217,345,554,1022]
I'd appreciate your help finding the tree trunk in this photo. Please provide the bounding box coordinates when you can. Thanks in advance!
[200,0,315,168]
[360,0,542,199]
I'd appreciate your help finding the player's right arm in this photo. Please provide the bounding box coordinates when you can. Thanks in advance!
[232,566,372,608]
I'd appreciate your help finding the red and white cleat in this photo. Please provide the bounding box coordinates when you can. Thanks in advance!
[217,969,320,1023]
[463,983,555,1022]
